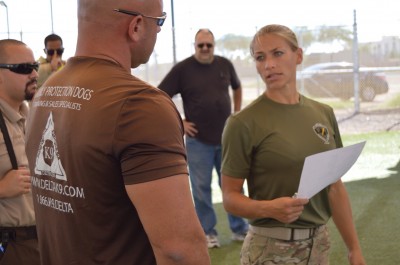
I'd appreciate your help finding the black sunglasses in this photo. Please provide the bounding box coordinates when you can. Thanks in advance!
[113,8,167,26]
[0,63,39,74]
[45,48,64,56]
[197,43,213,49]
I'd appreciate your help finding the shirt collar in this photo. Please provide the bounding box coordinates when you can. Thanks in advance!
[0,98,29,124]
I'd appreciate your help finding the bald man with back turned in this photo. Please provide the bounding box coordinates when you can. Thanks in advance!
[25,0,211,264]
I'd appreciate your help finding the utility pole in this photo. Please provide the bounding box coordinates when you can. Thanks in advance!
[0,1,9,38]
[171,0,177,65]
[353,9,360,113]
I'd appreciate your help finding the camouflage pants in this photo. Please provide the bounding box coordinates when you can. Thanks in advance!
[240,225,330,265]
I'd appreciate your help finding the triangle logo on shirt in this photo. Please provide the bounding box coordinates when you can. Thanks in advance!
[34,112,67,181]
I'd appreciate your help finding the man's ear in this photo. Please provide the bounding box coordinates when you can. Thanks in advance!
[128,16,143,42]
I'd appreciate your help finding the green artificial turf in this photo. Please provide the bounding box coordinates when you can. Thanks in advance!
[209,131,400,264]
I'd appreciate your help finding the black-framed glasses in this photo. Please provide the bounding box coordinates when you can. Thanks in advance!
[113,8,167,26]
[197,43,213,49]
[45,48,64,56]
[0,63,39,74]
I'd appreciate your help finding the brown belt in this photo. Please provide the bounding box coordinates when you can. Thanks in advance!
[0,226,37,243]
[250,225,322,241]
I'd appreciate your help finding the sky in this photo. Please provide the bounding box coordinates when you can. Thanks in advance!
[0,0,399,64]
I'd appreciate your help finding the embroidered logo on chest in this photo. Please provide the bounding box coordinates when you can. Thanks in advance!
[313,123,330,144]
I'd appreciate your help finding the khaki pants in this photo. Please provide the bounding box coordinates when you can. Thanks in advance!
[0,239,40,265]
[240,225,330,265]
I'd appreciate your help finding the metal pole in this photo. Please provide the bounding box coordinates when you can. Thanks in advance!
[0,1,9,38]
[50,0,54,33]
[170,0,177,65]
[352,9,360,113]
[298,28,305,94]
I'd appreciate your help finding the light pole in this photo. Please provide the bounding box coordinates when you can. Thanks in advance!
[49,0,54,33]
[0,1,10,38]
[170,0,177,65]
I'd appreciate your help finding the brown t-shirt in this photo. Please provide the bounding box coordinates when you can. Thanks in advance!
[25,57,188,265]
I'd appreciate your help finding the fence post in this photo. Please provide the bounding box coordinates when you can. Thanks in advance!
[353,9,360,114]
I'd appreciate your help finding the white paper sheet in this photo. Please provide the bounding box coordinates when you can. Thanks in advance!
[296,141,366,199]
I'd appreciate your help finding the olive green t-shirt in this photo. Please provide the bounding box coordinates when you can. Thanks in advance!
[222,94,342,228]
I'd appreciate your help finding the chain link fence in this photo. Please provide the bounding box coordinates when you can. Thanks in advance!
[1,15,399,127]
[131,24,400,126]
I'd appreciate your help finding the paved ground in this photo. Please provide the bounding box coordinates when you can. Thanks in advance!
[335,72,400,134]
[336,107,400,134]
[173,75,400,135]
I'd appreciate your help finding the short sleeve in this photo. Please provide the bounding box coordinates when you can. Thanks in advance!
[330,110,343,148]
[225,58,241,90]
[115,92,188,184]
[221,115,252,179]
[158,64,183,98]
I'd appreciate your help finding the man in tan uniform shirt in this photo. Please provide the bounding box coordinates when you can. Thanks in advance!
[0,39,40,265]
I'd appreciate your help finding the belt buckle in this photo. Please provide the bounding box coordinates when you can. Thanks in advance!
[292,228,314,241]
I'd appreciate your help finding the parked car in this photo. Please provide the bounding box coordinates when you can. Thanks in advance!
[297,62,389,102]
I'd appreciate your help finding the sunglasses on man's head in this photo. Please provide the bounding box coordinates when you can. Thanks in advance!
[113,8,167,27]
[45,48,64,56]
[0,63,40,74]
[197,43,213,49]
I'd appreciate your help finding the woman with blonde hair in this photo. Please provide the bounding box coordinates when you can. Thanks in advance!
[221,24,366,265]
